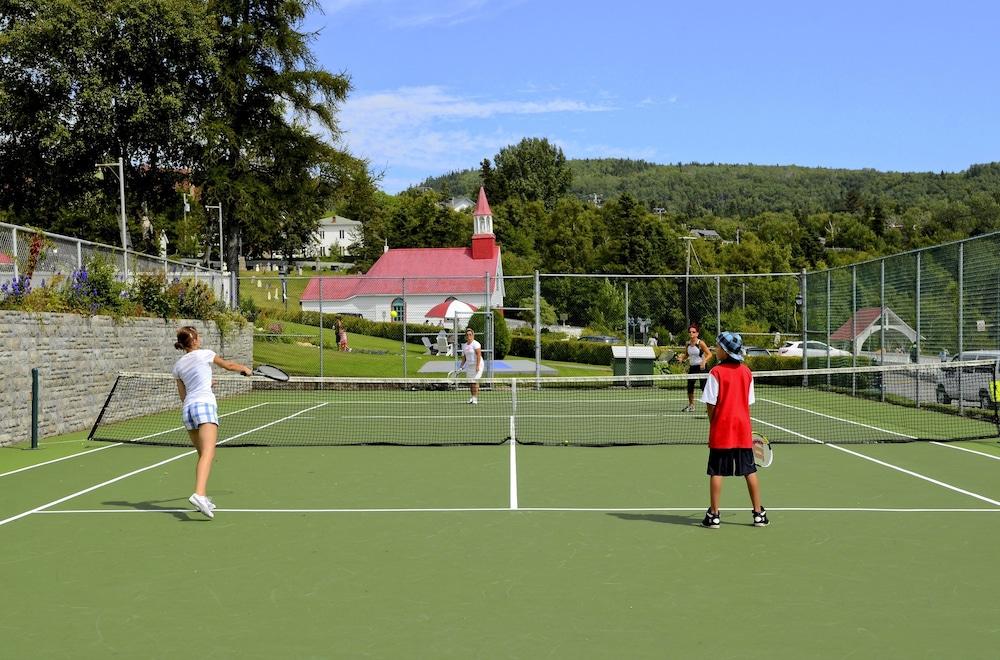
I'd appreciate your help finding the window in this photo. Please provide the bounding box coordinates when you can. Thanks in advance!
[391,297,404,322]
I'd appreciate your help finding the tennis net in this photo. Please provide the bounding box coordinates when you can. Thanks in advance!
[88,361,1000,447]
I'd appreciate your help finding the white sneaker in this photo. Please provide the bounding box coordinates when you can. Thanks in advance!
[189,493,215,519]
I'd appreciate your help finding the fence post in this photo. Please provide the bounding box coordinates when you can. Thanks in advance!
[534,271,541,383]
[915,252,921,407]
[716,275,721,338]
[11,226,18,280]
[880,259,886,402]
[851,264,857,394]
[402,278,408,378]
[958,243,964,414]
[801,269,808,383]
[826,270,832,371]
[77,239,83,269]
[624,280,630,381]
[319,278,324,380]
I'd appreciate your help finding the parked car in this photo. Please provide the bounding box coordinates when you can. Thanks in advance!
[777,340,851,358]
[743,346,773,357]
[578,335,618,344]
[935,350,1000,408]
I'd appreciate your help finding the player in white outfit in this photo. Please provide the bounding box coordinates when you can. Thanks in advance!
[460,327,484,404]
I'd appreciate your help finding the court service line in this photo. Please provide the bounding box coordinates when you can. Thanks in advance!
[0,403,271,479]
[0,402,329,528]
[752,418,1000,507]
[509,429,518,510]
[34,506,1000,515]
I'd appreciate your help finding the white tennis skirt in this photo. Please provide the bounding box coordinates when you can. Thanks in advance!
[465,366,485,381]
[182,402,219,430]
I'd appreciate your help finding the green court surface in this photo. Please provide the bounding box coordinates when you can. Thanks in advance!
[3,429,1000,658]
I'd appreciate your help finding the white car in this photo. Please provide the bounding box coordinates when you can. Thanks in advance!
[777,340,851,358]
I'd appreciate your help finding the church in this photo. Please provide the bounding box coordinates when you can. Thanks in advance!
[298,187,504,323]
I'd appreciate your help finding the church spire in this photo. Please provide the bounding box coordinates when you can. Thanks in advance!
[471,186,496,259]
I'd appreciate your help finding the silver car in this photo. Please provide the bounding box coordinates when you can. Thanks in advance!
[935,351,1000,408]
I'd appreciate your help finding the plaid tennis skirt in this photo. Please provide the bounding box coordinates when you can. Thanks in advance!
[181,402,219,430]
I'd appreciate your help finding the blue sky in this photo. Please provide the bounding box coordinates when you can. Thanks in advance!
[308,0,1000,193]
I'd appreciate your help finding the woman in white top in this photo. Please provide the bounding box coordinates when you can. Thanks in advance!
[459,327,484,404]
[172,326,251,519]
[676,322,712,412]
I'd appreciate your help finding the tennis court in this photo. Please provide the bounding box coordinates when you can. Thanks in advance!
[3,365,1000,658]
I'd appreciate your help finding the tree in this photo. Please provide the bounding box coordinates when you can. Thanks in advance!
[491,138,571,209]
[0,0,217,240]
[197,0,357,273]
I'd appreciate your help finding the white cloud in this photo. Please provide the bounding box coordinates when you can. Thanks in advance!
[319,0,524,28]
[333,86,614,188]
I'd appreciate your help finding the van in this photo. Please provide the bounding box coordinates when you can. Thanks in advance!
[934,351,1000,408]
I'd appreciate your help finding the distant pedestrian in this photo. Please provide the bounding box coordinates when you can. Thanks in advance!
[336,319,350,352]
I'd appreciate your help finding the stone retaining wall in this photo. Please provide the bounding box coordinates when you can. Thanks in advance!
[0,312,252,446]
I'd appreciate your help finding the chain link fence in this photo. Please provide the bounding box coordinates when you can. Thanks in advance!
[804,231,1000,367]
[0,221,230,305]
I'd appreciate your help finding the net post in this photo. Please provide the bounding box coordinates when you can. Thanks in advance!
[30,367,39,449]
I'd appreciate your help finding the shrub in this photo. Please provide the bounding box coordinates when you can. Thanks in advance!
[508,336,614,365]
[168,278,216,320]
[129,273,171,319]
[64,259,127,315]
[467,310,511,359]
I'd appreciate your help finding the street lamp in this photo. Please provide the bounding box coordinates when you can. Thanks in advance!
[205,204,225,272]
[95,156,129,276]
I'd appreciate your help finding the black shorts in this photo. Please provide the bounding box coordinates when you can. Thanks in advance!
[706,448,757,477]
[687,364,704,395]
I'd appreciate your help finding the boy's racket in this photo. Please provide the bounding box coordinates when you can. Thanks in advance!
[251,364,290,382]
[752,431,773,468]
[447,369,467,379]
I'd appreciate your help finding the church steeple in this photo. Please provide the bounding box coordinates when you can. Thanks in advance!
[471,186,496,259]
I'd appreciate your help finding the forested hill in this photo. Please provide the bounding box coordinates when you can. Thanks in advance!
[422,160,1000,219]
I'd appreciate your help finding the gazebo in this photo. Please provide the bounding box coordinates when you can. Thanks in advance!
[829,307,917,353]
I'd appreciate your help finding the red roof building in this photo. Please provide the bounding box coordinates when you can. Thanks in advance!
[299,187,504,323]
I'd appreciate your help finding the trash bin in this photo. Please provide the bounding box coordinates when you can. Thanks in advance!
[611,346,656,384]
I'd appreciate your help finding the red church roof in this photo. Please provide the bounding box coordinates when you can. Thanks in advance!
[830,307,882,341]
[473,186,492,217]
[300,245,501,302]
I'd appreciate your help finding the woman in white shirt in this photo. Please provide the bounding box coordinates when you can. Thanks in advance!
[459,327,484,404]
[173,326,251,519]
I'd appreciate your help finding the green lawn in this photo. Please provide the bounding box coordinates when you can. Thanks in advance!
[253,319,612,378]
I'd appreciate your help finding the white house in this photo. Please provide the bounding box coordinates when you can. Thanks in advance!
[299,188,504,322]
[312,215,362,257]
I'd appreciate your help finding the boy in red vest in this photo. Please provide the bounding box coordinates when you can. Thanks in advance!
[699,331,768,528]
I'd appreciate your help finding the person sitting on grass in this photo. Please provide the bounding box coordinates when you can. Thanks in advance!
[699,331,768,529]
[173,325,252,520]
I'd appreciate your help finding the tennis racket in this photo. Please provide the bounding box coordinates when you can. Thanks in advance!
[752,431,773,468]
[251,364,290,382]
[447,369,467,379]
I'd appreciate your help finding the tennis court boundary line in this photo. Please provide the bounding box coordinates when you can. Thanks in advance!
[0,402,329,527]
[752,417,1000,506]
[0,403,271,479]
[33,506,1000,514]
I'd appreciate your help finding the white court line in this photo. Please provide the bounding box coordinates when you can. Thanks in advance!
[0,403,271,479]
[33,506,1000,514]
[930,441,1000,461]
[758,397,916,439]
[342,413,697,420]
[752,417,1000,507]
[0,402,329,527]
[509,426,518,510]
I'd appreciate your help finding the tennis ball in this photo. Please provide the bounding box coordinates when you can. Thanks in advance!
[390,310,397,318]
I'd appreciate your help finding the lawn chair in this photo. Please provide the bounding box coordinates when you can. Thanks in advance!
[435,333,453,356]
[421,337,438,355]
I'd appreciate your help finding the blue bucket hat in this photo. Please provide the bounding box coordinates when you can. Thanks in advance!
[718,331,744,361]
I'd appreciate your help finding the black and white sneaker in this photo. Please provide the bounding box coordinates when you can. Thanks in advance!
[752,508,769,527]
[701,509,720,528]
